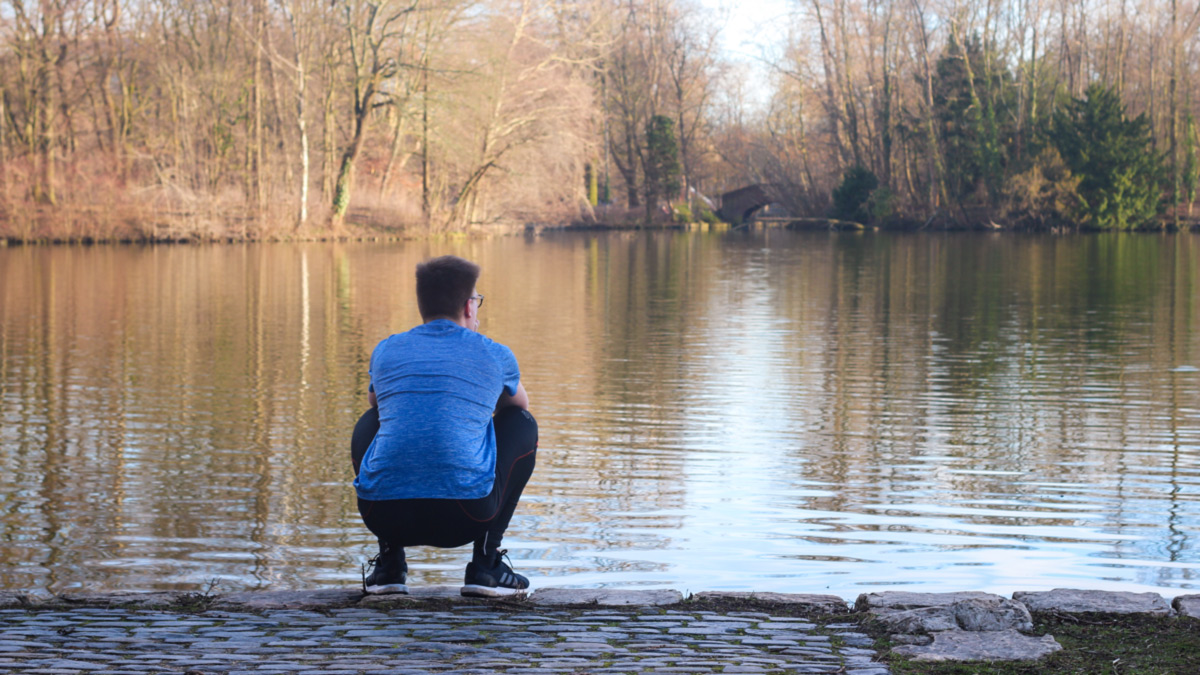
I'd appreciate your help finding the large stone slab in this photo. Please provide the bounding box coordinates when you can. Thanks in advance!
[855,591,1000,612]
[531,588,683,606]
[211,589,363,611]
[952,596,1034,632]
[358,585,467,606]
[692,591,849,613]
[0,592,51,608]
[1013,589,1173,616]
[0,591,60,608]
[892,629,1062,662]
[873,606,959,633]
[870,596,1032,634]
[1173,595,1200,619]
[56,592,193,608]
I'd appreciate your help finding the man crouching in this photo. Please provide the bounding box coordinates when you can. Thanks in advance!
[350,255,537,597]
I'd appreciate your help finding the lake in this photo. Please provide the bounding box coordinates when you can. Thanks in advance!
[1,230,1198,599]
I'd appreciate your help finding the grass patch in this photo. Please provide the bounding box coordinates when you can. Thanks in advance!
[882,613,1200,675]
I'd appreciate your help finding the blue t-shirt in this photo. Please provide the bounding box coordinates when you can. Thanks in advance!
[354,320,520,500]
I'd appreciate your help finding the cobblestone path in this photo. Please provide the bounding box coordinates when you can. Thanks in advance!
[0,604,889,674]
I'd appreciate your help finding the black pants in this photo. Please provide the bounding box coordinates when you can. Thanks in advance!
[351,406,538,561]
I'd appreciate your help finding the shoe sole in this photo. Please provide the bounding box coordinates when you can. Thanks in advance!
[460,584,527,598]
[365,583,408,595]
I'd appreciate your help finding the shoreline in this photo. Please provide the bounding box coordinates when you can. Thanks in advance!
[4,219,1200,246]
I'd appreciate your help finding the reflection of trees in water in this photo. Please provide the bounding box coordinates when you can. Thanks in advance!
[549,233,711,552]
[1,233,1198,592]
[761,233,1200,576]
[0,245,379,591]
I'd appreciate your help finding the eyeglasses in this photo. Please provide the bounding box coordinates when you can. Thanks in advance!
[470,294,485,308]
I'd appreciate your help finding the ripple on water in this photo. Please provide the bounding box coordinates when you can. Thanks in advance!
[2,234,1200,597]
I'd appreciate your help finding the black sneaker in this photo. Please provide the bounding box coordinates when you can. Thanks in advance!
[461,549,529,597]
[362,547,408,595]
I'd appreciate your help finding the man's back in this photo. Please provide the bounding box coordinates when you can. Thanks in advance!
[354,319,520,501]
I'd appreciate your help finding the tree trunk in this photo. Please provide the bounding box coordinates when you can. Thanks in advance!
[612,130,640,208]
[331,107,368,226]
[279,0,310,230]
[835,1,862,167]
[264,18,294,191]
[1170,0,1180,229]
[37,49,57,206]
[911,0,944,210]
[811,0,848,170]
[322,68,337,205]
[252,0,267,221]
[421,59,429,220]
[380,110,411,197]
[877,5,894,187]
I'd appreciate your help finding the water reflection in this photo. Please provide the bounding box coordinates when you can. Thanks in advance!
[1,232,1198,597]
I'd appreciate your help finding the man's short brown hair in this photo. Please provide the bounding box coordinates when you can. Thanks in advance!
[416,255,481,320]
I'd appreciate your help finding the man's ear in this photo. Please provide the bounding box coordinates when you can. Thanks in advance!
[463,296,476,321]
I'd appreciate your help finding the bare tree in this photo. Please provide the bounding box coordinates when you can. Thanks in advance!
[5,0,73,205]
[432,0,593,228]
[329,0,417,228]
[663,0,720,201]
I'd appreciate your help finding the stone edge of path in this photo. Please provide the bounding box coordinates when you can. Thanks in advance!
[1013,588,1175,615]
[1,588,1195,615]
[0,587,857,611]
[692,591,850,613]
[4,586,1193,612]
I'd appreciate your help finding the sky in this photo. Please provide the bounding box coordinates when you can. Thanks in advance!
[706,0,792,62]
[702,0,795,110]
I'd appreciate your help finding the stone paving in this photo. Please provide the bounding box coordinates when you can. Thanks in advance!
[3,586,1197,672]
[0,592,890,675]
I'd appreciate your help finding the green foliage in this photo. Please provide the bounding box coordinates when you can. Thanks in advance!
[1183,114,1199,209]
[644,115,681,207]
[932,33,1016,205]
[693,200,720,224]
[886,614,1200,675]
[1051,84,1166,229]
[831,166,878,223]
[672,203,693,223]
[865,186,897,223]
[1005,147,1083,228]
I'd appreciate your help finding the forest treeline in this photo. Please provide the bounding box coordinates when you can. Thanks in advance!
[759,0,1200,232]
[1,0,1199,241]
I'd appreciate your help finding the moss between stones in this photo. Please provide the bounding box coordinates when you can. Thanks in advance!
[877,612,1200,675]
[662,597,1200,674]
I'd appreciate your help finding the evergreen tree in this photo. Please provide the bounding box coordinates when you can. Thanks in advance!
[831,166,878,223]
[1051,85,1166,229]
[644,115,681,213]
[1183,114,1199,217]
[932,33,1017,206]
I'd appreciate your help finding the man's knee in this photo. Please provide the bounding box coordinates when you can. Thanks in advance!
[494,406,537,453]
[495,405,536,429]
[351,407,380,476]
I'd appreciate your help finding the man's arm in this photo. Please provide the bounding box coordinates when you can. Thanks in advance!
[369,390,378,408]
[497,381,529,411]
